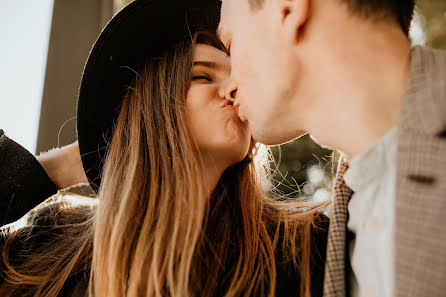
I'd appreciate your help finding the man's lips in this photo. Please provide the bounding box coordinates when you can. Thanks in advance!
[234,104,239,114]
[233,101,247,121]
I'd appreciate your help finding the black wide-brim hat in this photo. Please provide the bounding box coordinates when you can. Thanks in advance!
[77,0,221,192]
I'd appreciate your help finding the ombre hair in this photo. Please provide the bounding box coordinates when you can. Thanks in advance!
[0,32,327,297]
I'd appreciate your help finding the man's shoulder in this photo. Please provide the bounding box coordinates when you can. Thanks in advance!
[400,46,446,135]
[411,45,446,82]
[416,45,446,55]
[412,46,446,86]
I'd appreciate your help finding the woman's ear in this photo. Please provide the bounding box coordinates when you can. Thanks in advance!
[279,0,310,44]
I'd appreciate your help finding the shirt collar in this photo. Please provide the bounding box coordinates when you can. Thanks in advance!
[344,127,398,192]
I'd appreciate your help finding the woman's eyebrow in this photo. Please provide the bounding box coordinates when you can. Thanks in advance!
[193,61,219,69]
[193,61,230,73]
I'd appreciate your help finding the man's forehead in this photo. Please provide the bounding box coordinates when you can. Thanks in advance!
[217,0,232,42]
[218,0,246,35]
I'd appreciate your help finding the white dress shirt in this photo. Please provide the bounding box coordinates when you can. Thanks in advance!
[344,127,398,297]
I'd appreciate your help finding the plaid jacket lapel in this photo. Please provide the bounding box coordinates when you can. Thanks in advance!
[323,158,353,297]
[394,46,446,297]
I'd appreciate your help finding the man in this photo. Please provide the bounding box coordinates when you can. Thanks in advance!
[217,0,446,297]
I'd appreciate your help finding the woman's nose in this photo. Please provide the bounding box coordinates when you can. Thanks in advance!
[219,80,238,102]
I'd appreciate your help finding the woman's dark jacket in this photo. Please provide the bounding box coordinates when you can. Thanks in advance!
[0,129,328,297]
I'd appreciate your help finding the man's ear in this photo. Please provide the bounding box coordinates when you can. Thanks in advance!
[279,0,310,44]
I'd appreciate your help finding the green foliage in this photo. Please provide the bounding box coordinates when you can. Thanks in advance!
[416,0,446,50]
[269,135,338,198]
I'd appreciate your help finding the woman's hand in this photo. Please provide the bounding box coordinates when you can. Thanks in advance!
[37,141,89,189]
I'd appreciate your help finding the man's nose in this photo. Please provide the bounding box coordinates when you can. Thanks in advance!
[219,80,238,102]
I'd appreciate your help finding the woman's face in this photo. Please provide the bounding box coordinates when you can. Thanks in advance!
[186,43,251,167]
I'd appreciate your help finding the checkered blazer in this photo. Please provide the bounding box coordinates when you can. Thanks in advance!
[323,46,446,297]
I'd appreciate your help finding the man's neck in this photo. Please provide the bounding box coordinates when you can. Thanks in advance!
[303,20,412,160]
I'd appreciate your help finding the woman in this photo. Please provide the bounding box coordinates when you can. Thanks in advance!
[0,0,328,296]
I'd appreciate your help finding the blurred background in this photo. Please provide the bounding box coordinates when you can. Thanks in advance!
[0,0,445,198]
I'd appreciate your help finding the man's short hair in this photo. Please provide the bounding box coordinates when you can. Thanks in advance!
[248,0,415,36]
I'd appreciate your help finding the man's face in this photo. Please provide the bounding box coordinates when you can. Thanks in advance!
[218,0,305,145]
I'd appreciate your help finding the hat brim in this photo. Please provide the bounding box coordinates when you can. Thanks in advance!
[77,0,221,192]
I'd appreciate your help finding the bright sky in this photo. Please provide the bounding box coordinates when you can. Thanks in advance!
[0,0,54,154]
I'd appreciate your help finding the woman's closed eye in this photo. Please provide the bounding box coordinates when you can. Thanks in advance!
[192,75,212,82]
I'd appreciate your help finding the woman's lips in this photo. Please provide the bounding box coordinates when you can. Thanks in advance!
[220,99,233,108]
[220,99,246,121]
[221,99,237,113]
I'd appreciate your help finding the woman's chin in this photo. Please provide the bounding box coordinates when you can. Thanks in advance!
[225,119,250,142]
[225,141,251,167]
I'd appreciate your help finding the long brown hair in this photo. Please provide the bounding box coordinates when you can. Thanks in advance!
[0,32,327,297]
